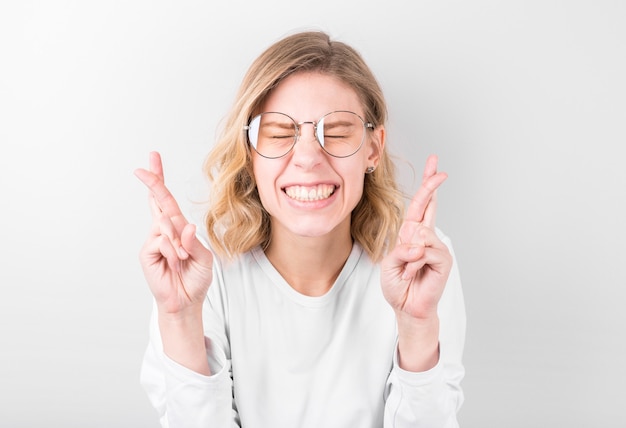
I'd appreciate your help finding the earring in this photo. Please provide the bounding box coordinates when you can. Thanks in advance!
[365,166,376,174]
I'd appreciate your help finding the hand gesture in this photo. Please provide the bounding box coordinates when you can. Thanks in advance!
[381,155,452,321]
[134,152,214,316]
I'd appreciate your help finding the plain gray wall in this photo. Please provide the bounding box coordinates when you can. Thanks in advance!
[1,1,624,427]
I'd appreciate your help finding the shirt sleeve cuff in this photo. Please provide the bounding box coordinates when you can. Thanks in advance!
[392,341,445,386]
[159,336,230,387]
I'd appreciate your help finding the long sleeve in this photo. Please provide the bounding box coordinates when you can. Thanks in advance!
[139,237,465,427]
[383,232,466,427]
[140,300,239,427]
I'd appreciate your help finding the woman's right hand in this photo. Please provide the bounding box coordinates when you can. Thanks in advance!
[134,151,214,316]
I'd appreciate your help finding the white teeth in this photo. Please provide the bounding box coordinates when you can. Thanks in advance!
[284,184,336,201]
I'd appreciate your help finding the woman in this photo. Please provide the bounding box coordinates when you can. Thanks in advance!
[135,30,465,427]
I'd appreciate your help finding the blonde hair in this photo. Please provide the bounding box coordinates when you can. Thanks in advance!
[204,31,404,261]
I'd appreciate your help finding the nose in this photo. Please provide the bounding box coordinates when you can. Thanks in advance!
[292,122,324,167]
[296,121,318,144]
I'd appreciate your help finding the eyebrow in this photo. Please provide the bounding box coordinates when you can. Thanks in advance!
[260,121,295,129]
[322,120,354,129]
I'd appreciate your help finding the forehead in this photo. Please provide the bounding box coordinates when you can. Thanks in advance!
[260,72,364,120]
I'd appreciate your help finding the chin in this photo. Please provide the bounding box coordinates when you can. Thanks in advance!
[290,216,352,240]
[289,224,337,238]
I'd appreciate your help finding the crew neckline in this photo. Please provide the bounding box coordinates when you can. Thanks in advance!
[251,243,364,308]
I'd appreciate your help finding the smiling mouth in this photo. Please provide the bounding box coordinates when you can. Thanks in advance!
[283,184,336,201]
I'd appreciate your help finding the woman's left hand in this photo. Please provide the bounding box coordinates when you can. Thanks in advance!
[381,154,452,322]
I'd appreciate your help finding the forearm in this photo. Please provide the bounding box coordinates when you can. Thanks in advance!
[158,305,211,375]
[395,311,440,372]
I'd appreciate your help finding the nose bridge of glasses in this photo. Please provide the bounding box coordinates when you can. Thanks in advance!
[296,120,320,142]
[296,120,321,150]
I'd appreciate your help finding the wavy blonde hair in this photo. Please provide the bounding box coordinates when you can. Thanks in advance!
[204,31,404,261]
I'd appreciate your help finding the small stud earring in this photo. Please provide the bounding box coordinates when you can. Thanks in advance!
[365,166,376,174]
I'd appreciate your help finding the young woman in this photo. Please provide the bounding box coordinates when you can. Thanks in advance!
[135,31,465,428]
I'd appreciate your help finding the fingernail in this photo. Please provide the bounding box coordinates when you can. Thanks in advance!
[178,247,189,259]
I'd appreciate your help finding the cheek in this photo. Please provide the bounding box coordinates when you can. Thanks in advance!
[337,156,368,188]
[340,167,367,202]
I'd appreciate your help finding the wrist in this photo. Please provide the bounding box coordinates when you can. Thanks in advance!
[395,311,440,372]
[157,305,210,375]
[157,302,204,323]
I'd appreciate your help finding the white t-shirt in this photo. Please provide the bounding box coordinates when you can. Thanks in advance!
[141,230,466,428]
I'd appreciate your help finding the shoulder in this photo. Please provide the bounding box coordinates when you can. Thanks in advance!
[210,248,262,288]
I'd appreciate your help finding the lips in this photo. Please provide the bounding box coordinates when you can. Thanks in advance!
[283,184,336,201]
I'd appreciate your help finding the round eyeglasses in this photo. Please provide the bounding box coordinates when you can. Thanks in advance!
[244,111,374,159]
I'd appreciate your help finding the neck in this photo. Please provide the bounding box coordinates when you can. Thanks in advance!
[265,225,353,297]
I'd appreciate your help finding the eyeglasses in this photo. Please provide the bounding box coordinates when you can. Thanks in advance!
[244,111,374,159]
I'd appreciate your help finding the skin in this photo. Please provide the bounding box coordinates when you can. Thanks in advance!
[134,72,451,375]
[252,72,382,296]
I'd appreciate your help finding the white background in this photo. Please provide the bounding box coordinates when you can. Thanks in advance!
[1,1,625,426]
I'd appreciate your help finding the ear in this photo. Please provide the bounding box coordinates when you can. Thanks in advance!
[366,125,385,168]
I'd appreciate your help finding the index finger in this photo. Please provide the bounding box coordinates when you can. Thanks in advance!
[134,153,185,223]
[149,151,165,182]
[406,155,447,223]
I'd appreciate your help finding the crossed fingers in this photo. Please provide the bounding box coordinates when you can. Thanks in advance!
[397,155,448,280]
[135,152,190,262]
[399,155,446,243]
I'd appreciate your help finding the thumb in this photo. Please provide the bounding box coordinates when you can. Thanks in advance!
[383,241,425,272]
[179,224,214,267]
